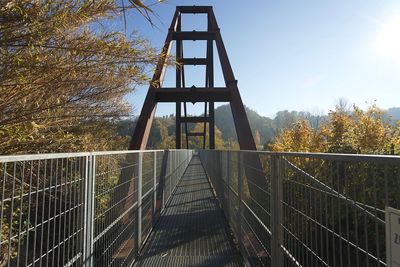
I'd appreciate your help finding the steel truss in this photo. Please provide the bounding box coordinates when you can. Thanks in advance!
[130,6,257,151]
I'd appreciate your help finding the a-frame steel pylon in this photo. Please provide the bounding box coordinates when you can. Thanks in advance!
[130,6,257,151]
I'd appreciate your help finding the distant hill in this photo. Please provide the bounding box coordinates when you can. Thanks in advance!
[386,107,400,122]
[215,104,326,144]
[214,105,274,144]
[118,104,329,148]
[117,105,400,148]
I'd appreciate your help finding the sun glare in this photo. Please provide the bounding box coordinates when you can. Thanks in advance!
[375,15,400,61]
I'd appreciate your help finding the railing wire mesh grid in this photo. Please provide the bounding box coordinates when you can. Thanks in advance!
[1,149,398,266]
[199,150,400,267]
[0,150,193,267]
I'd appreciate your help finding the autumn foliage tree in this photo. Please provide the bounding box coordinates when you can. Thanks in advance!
[187,123,227,149]
[0,1,163,264]
[0,0,159,154]
[270,103,397,155]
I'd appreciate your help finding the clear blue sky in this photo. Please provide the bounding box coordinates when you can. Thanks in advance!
[119,0,400,118]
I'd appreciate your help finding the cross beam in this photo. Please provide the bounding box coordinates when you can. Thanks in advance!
[155,88,230,102]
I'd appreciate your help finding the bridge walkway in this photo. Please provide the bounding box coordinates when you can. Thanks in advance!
[134,156,244,267]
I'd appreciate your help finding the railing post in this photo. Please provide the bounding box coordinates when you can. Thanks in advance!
[169,150,172,198]
[162,151,165,210]
[226,151,230,220]
[237,152,245,256]
[153,151,157,225]
[174,151,176,187]
[174,151,177,187]
[271,153,284,266]
[219,151,223,202]
[135,152,143,255]
[83,154,95,267]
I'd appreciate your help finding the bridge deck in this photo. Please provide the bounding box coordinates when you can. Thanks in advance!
[134,156,244,267]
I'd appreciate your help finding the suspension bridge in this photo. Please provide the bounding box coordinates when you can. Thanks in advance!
[0,5,399,267]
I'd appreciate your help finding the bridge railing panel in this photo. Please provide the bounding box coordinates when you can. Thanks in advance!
[199,150,400,267]
[199,150,273,266]
[0,149,193,267]
[0,153,89,267]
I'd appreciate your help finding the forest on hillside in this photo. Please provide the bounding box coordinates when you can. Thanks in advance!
[116,104,327,149]
[117,103,400,154]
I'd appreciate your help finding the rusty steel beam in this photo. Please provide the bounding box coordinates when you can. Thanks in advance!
[207,16,215,149]
[176,15,182,149]
[179,58,208,65]
[205,7,268,216]
[186,132,205,137]
[155,88,230,103]
[172,31,216,40]
[207,9,256,151]
[129,10,179,150]
[179,117,211,123]
[177,6,212,13]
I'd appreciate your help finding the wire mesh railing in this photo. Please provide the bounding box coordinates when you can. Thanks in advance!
[0,149,193,267]
[199,150,400,267]
[2,148,398,267]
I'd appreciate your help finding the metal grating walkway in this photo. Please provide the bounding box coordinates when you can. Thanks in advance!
[134,156,244,267]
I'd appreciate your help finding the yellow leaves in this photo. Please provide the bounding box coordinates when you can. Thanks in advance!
[30,121,41,129]
[1,0,159,154]
[0,201,24,261]
[271,120,322,153]
[4,1,16,10]
[129,0,151,10]
[271,104,399,155]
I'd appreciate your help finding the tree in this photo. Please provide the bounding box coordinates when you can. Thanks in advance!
[185,123,227,149]
[0,1,160,264]
[335,97,351,113]
[0,0,158,154]
[270,120,325,152]
[273,110,299,133]
[351,105,389,154]
[155,119,174,149]
[270,103,400,266]
[271,103,397,155]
